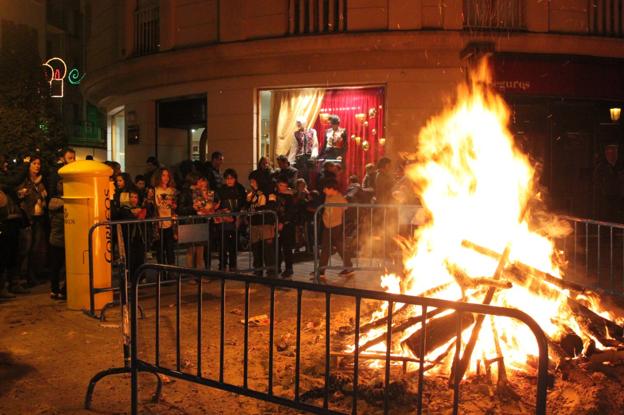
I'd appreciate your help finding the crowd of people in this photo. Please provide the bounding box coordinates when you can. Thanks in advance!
[0,147,417,300]
[0,149,76,300]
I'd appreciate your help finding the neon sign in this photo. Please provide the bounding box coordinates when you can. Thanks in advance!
[68,68,85,85]
[43,57,67,98]
[42,57,86,98]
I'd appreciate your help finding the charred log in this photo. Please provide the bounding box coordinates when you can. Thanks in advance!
[462,239,587,294]
[357,307,447,353]
[343,282,455,336]
[502,267,623,347]
[567,299,624,342]
[560,333,584,357]
[402,312,475,358]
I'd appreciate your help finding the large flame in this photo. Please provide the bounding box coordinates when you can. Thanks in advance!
[354,59,615,376]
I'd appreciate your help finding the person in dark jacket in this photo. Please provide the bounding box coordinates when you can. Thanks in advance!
[216,168,246,271]
[16,156,48,286]
[113,172,136,217]
[374,157,394,204]
[143,156,160,190]
[134,174,147,205]
[362,163,376,190]
[249,156,275,196]
[47,147,75,200]
[345,175,373,204]
[317,161,338,195]
[275,177,297,278]
[205,151,224,191]
[48,180,66,299]
[275,155,298,189]
[0,157,28,297]
[116,191,147,279]
[293,178,312,253]
[593,144,623,222]
[247,173,277,277]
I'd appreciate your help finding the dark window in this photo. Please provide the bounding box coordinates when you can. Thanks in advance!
[290,0,347,35]
[134,0,160,56]
[463,0,525,31]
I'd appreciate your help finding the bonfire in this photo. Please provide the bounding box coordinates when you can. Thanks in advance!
[337,59,624,404]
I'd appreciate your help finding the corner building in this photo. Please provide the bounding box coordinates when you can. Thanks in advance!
[83,0,624,217]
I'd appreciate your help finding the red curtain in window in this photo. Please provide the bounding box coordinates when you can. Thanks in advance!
[312,87,385,182]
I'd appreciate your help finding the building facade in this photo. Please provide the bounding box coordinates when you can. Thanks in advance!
[83,0,624,216]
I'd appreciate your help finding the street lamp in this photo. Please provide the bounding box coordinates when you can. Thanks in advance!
[610,107,621,122]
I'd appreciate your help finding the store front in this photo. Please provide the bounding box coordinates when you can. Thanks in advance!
[156,95,207,167]
[259,86,386,181]
[108,107,125,171]
[492,53,624,217]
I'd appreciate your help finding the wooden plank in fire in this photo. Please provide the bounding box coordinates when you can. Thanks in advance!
[461,239,587,293]
[341,282,456,336]
[464,240,624,357]
[451,203,532,385]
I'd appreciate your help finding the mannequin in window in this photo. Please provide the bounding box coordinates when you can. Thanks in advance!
[293,117,318,180]
[293,117,318,162]
[322,115,347,161]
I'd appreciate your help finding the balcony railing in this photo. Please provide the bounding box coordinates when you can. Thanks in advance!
[464,0,525,31]
[134,4,160,56]
[289,0,347,35]
[70,122,105,147]
[588,0,624,37]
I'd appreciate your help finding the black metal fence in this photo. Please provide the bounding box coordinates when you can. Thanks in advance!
[120,264,549,415]
[86,211,279,318]
[312,203,423,281]
[558,215,624,294]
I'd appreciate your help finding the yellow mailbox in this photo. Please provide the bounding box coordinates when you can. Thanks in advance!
[59,160,113,311]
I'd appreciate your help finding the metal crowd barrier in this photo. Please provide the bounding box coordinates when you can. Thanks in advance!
[112,264,548,415]
[312,203,423,282]
[85,211,279,319]
[559,215,624,294]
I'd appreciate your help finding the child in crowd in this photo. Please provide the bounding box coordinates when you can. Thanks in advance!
[315,178,354,283]
[178,172,218,269]
[154,167,177,265]
[113,172,135,215]
[134,174,147,204]
[275,176,296,278]
[48,180,65,300]
[247,174,277,277]
[216,169,246,271]
[362,163,376,190]
[193,175,218,269]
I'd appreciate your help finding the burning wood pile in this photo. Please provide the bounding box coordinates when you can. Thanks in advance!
[317,59,624,413]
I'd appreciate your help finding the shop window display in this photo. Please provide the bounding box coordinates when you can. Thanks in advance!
[261,86,385,185]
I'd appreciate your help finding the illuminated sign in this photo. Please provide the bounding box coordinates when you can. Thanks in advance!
[42,57,86,98]
[43,57,67,98]
[68,68,85,85]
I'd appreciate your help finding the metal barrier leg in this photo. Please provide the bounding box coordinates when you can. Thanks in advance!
[84,366,129,409]
[85,243,156,410]
[99,300,119,322]
[84,366,162,409]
